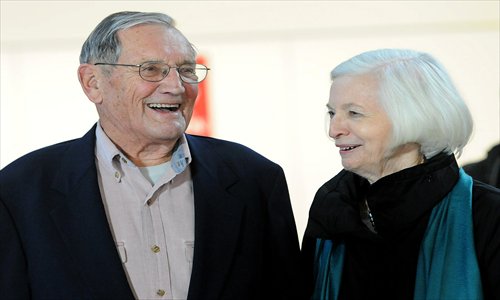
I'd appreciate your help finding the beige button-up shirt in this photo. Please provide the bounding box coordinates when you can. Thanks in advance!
[95,124,194,299]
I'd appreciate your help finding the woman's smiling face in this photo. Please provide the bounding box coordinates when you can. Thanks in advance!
[327,73,394,182]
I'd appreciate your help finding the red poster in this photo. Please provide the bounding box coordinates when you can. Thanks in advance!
[186,56,212,136]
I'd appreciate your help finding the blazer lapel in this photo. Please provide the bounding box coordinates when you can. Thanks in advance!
[186,136,245,300]
[48,126,134,299]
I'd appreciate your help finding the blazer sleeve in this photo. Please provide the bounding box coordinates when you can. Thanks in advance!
[263,166,307,299]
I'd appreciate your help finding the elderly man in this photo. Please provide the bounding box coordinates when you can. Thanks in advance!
[0,11,303,299]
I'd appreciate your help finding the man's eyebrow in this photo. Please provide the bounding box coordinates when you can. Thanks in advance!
[138,59,196,65]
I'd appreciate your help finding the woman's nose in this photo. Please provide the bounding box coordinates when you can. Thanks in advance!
[329,116,348,139]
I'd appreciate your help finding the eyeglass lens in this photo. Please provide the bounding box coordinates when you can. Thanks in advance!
[139,62,208,83]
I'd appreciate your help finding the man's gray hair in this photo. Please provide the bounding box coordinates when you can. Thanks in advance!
[80,11,187,64]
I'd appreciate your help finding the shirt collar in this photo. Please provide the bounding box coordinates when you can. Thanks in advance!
[95,122,192,173]
[171,134,192,174]
[95,122,122,167]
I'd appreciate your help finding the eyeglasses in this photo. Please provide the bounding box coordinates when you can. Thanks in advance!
[94,62,210,83]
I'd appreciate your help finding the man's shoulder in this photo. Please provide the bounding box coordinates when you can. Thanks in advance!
[1,139,77,180]
[186,134,281,170]
[1,125,96,174]
[0,127,96,183]
[187,135,269,158]
[186,134,250,148]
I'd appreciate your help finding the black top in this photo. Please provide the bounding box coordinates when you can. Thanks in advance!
[302,153,500,300]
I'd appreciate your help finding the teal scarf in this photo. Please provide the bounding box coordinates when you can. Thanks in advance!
[312,169,483,300]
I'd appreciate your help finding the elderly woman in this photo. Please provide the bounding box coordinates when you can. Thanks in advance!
[302,49,500,300]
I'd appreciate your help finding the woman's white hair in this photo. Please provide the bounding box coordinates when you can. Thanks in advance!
[331,48,473,159]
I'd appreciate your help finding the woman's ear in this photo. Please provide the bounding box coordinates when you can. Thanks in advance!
[78,64,103,104]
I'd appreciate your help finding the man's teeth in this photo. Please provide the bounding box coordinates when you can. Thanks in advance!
[147,103,180,110]
[341,146,357,151]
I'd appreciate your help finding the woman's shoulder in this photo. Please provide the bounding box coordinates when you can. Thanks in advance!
[315,170,356,197]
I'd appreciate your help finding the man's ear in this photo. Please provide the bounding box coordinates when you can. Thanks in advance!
[78,64,103,104]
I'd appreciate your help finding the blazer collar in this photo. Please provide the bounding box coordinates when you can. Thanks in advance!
[48,124,134,299]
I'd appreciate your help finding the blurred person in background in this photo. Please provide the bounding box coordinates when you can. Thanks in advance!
[301,49,500,300]
[463,143,500,188]
[0,11,303,300]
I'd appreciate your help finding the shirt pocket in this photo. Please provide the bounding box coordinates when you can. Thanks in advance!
[116,241,128,264]
[184,241,194,271]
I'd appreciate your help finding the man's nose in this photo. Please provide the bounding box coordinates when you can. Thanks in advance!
[157,69,185,94]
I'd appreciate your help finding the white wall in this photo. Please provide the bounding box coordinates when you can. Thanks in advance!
[1,1,499,240]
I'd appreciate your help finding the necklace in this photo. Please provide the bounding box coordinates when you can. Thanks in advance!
[362,198,377,233]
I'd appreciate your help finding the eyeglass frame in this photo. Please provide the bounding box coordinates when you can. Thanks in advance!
[93,61,210,84]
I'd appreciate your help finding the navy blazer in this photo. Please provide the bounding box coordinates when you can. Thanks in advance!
[0,125,304,299]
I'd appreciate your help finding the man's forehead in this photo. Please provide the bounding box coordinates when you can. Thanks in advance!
[117,24,195,59]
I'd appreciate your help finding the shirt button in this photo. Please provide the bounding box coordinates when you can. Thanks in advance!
[151,245,160,253]
[114,171,120,178]
[156,289,166,296]
[121,157,128,164]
